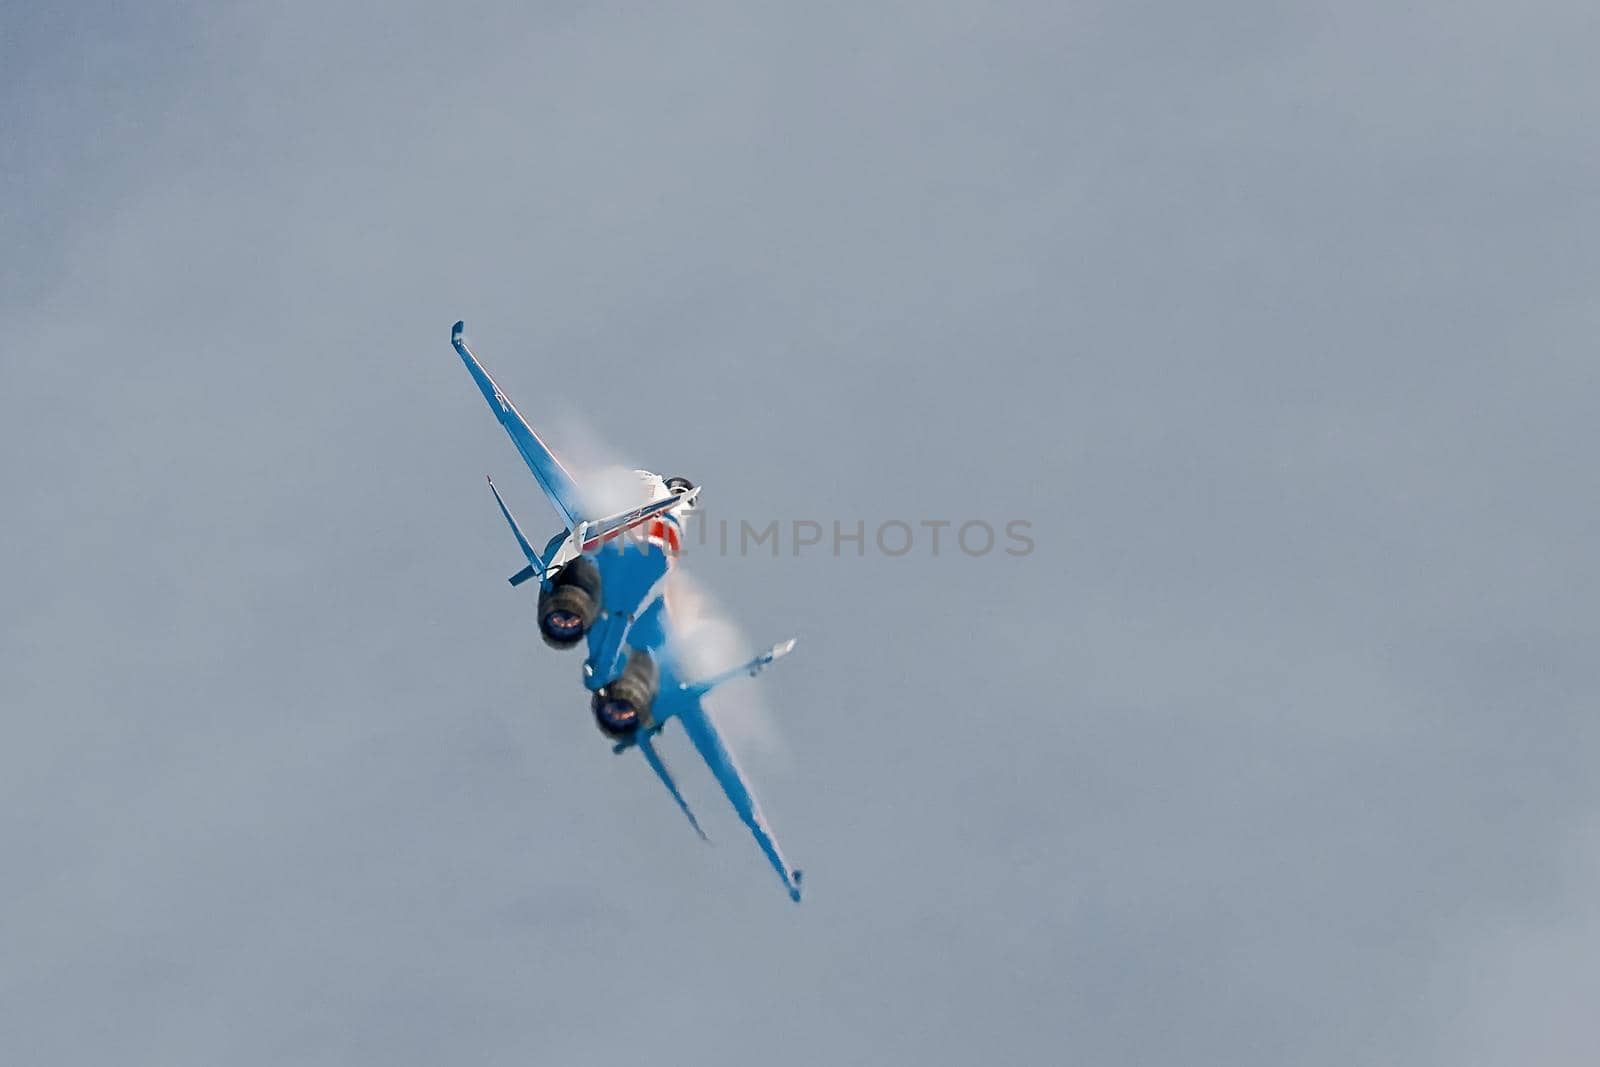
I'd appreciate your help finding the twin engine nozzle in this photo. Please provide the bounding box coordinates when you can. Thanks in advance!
[537,557,601,649]
[535,559,660,738]
[591,650,659,738]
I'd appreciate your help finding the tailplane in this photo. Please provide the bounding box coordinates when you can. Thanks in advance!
[680,639,798,699]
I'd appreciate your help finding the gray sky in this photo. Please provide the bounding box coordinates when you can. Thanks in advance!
[3,2,1598,1064]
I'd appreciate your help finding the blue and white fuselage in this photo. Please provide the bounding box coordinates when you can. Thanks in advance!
[452,322,803,902]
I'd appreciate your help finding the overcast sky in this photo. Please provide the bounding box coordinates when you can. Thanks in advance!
[3,2,1598,1064]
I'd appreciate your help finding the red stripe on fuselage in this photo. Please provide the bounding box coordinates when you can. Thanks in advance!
[647,518,681,554]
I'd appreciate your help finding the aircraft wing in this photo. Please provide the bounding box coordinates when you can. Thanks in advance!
[451,321,587,529]
[676,699,804,902]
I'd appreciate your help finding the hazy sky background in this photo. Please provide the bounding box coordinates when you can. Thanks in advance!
[3,2,1598,1064]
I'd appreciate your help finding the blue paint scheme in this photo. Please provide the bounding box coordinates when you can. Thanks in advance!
[451,321,803,903]
[486,476,547,588]
[453,322,586,531]
[638,734,707,841]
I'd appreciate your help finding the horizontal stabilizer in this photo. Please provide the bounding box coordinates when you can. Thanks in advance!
[682,638,797,698]
[579,488,700,553]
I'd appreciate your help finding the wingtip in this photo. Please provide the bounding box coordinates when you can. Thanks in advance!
[451,320,465,342]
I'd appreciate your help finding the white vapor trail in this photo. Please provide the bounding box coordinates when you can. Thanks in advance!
[548,412,787,757]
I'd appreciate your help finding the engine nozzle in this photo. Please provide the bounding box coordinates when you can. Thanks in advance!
[590,649,659,738]
[537,557,601,649]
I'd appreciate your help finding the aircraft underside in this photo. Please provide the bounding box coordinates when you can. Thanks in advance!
[451,321,804,901]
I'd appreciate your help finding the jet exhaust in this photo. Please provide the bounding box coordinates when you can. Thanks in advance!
[537,557,601,648]
[591,649,659,737]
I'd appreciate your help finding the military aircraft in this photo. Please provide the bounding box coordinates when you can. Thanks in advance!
[450,322,803,902]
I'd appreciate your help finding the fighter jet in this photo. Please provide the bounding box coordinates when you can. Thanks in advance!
[449,321,803,902]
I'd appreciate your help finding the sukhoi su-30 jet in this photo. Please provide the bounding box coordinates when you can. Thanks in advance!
[449,322,803,902]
